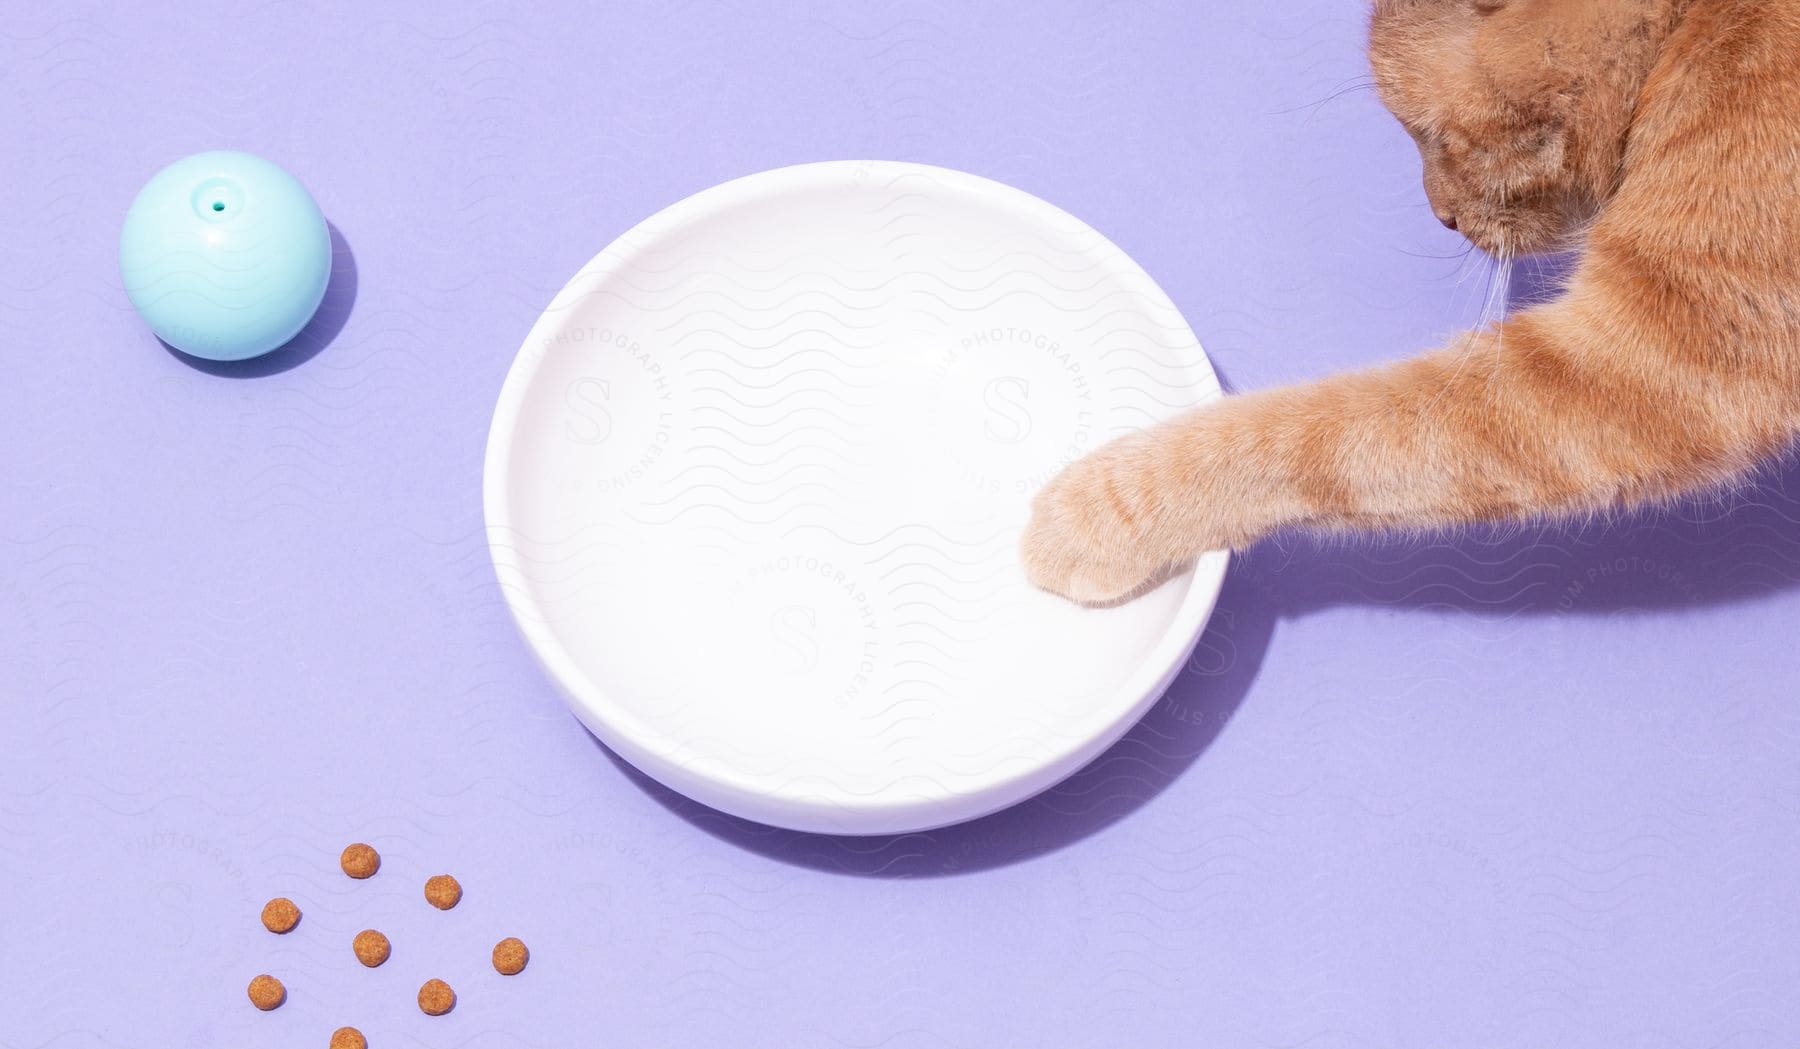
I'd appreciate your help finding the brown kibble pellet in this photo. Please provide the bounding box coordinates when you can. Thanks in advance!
[330,1028,366,1049]
[423,874,461,910]
[417,978,456,1015]
[352,928,390,967]
[340,842,380,879]
[247,973,285,1010]
[492,936,529,975]
[260,897,300,934]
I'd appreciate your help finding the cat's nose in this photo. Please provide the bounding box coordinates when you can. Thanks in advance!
[1436,211,1459,232]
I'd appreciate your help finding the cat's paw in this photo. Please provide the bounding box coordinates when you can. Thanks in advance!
[1020,438,1172,606]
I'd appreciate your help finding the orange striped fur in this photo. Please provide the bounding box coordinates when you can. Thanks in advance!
[1023,0,1800,604]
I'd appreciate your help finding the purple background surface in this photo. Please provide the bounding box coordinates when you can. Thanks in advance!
[6,2,1800,1046]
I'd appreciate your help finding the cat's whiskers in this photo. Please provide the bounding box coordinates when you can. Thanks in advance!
[1279,75,1380,119]
[1478,245,1516,405]
[1448,240,1489,297]
[1419,247,1508,421]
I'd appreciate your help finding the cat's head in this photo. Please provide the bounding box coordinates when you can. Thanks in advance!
[1369,0,1666,257]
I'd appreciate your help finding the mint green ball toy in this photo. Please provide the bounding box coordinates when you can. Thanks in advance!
[119,151,331,361]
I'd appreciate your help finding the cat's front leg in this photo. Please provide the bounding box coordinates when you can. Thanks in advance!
[1025,267,1792,606]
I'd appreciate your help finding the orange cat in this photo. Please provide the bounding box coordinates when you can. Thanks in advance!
[1023,0,1800,604]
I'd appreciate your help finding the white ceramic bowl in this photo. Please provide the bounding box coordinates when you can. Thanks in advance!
[485,161,1227,834]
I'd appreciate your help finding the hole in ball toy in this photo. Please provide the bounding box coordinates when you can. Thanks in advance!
[212,201,226,212]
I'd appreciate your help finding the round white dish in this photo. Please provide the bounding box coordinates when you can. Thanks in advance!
[484,160,1228,835]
